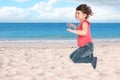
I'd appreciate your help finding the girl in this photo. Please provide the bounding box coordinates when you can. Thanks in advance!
[67,4,97,69]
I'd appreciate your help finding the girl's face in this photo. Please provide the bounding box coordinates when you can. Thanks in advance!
[75,10,86,21]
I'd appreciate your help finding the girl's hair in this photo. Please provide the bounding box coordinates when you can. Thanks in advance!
[76,4,93,19]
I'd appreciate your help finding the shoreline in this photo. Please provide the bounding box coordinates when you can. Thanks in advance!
[0,38,120,41]
[0,38,120,42]
[0,39,120,48]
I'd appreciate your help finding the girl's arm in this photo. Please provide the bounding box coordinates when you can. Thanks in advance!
[67,22,88,36]
[67,23,77,30]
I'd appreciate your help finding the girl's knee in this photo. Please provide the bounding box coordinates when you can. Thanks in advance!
[71,58,79,63]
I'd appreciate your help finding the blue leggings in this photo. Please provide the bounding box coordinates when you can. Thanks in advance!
[70,42,94,63]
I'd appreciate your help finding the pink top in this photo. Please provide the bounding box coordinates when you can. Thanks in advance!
[77,19,92,47]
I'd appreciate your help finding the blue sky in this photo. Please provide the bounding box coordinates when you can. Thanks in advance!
[0,0,120,23]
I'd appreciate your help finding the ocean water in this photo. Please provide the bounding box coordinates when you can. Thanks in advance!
[0,23,120,40]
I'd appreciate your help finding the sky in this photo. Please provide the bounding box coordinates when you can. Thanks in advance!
[0,0,120,23]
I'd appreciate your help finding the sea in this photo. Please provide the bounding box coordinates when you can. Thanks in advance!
[0,23,120,41]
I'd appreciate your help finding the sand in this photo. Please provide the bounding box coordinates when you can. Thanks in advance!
[0,40,120,80]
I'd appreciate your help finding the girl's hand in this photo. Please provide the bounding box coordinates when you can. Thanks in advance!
[67,23,77,30]
[67,28,73,32]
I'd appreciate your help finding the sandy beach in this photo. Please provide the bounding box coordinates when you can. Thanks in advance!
[0,40,120,80]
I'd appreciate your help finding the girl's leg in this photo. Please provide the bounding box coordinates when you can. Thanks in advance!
[81,42,94,58]
[71,47,86,63]
[70,48,79,59]
[71,42,94,63]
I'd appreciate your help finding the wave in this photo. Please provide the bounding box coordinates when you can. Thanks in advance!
[0,38,120,42]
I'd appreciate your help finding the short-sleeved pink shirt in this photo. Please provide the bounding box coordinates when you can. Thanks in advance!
[77,19,92,47]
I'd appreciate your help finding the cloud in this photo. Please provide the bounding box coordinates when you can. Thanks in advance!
[0,0,120,22]
[31,0,57,13]
[48,0,57,5]
[68,0,120,22]
[92,6,120,22]
[30,0,120,22]
[37,7,75,22]
[30,0,76,22]
[72,0,120,6]
[89,6,120,22]
[12,0,30,2]
[0,6,29,21]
